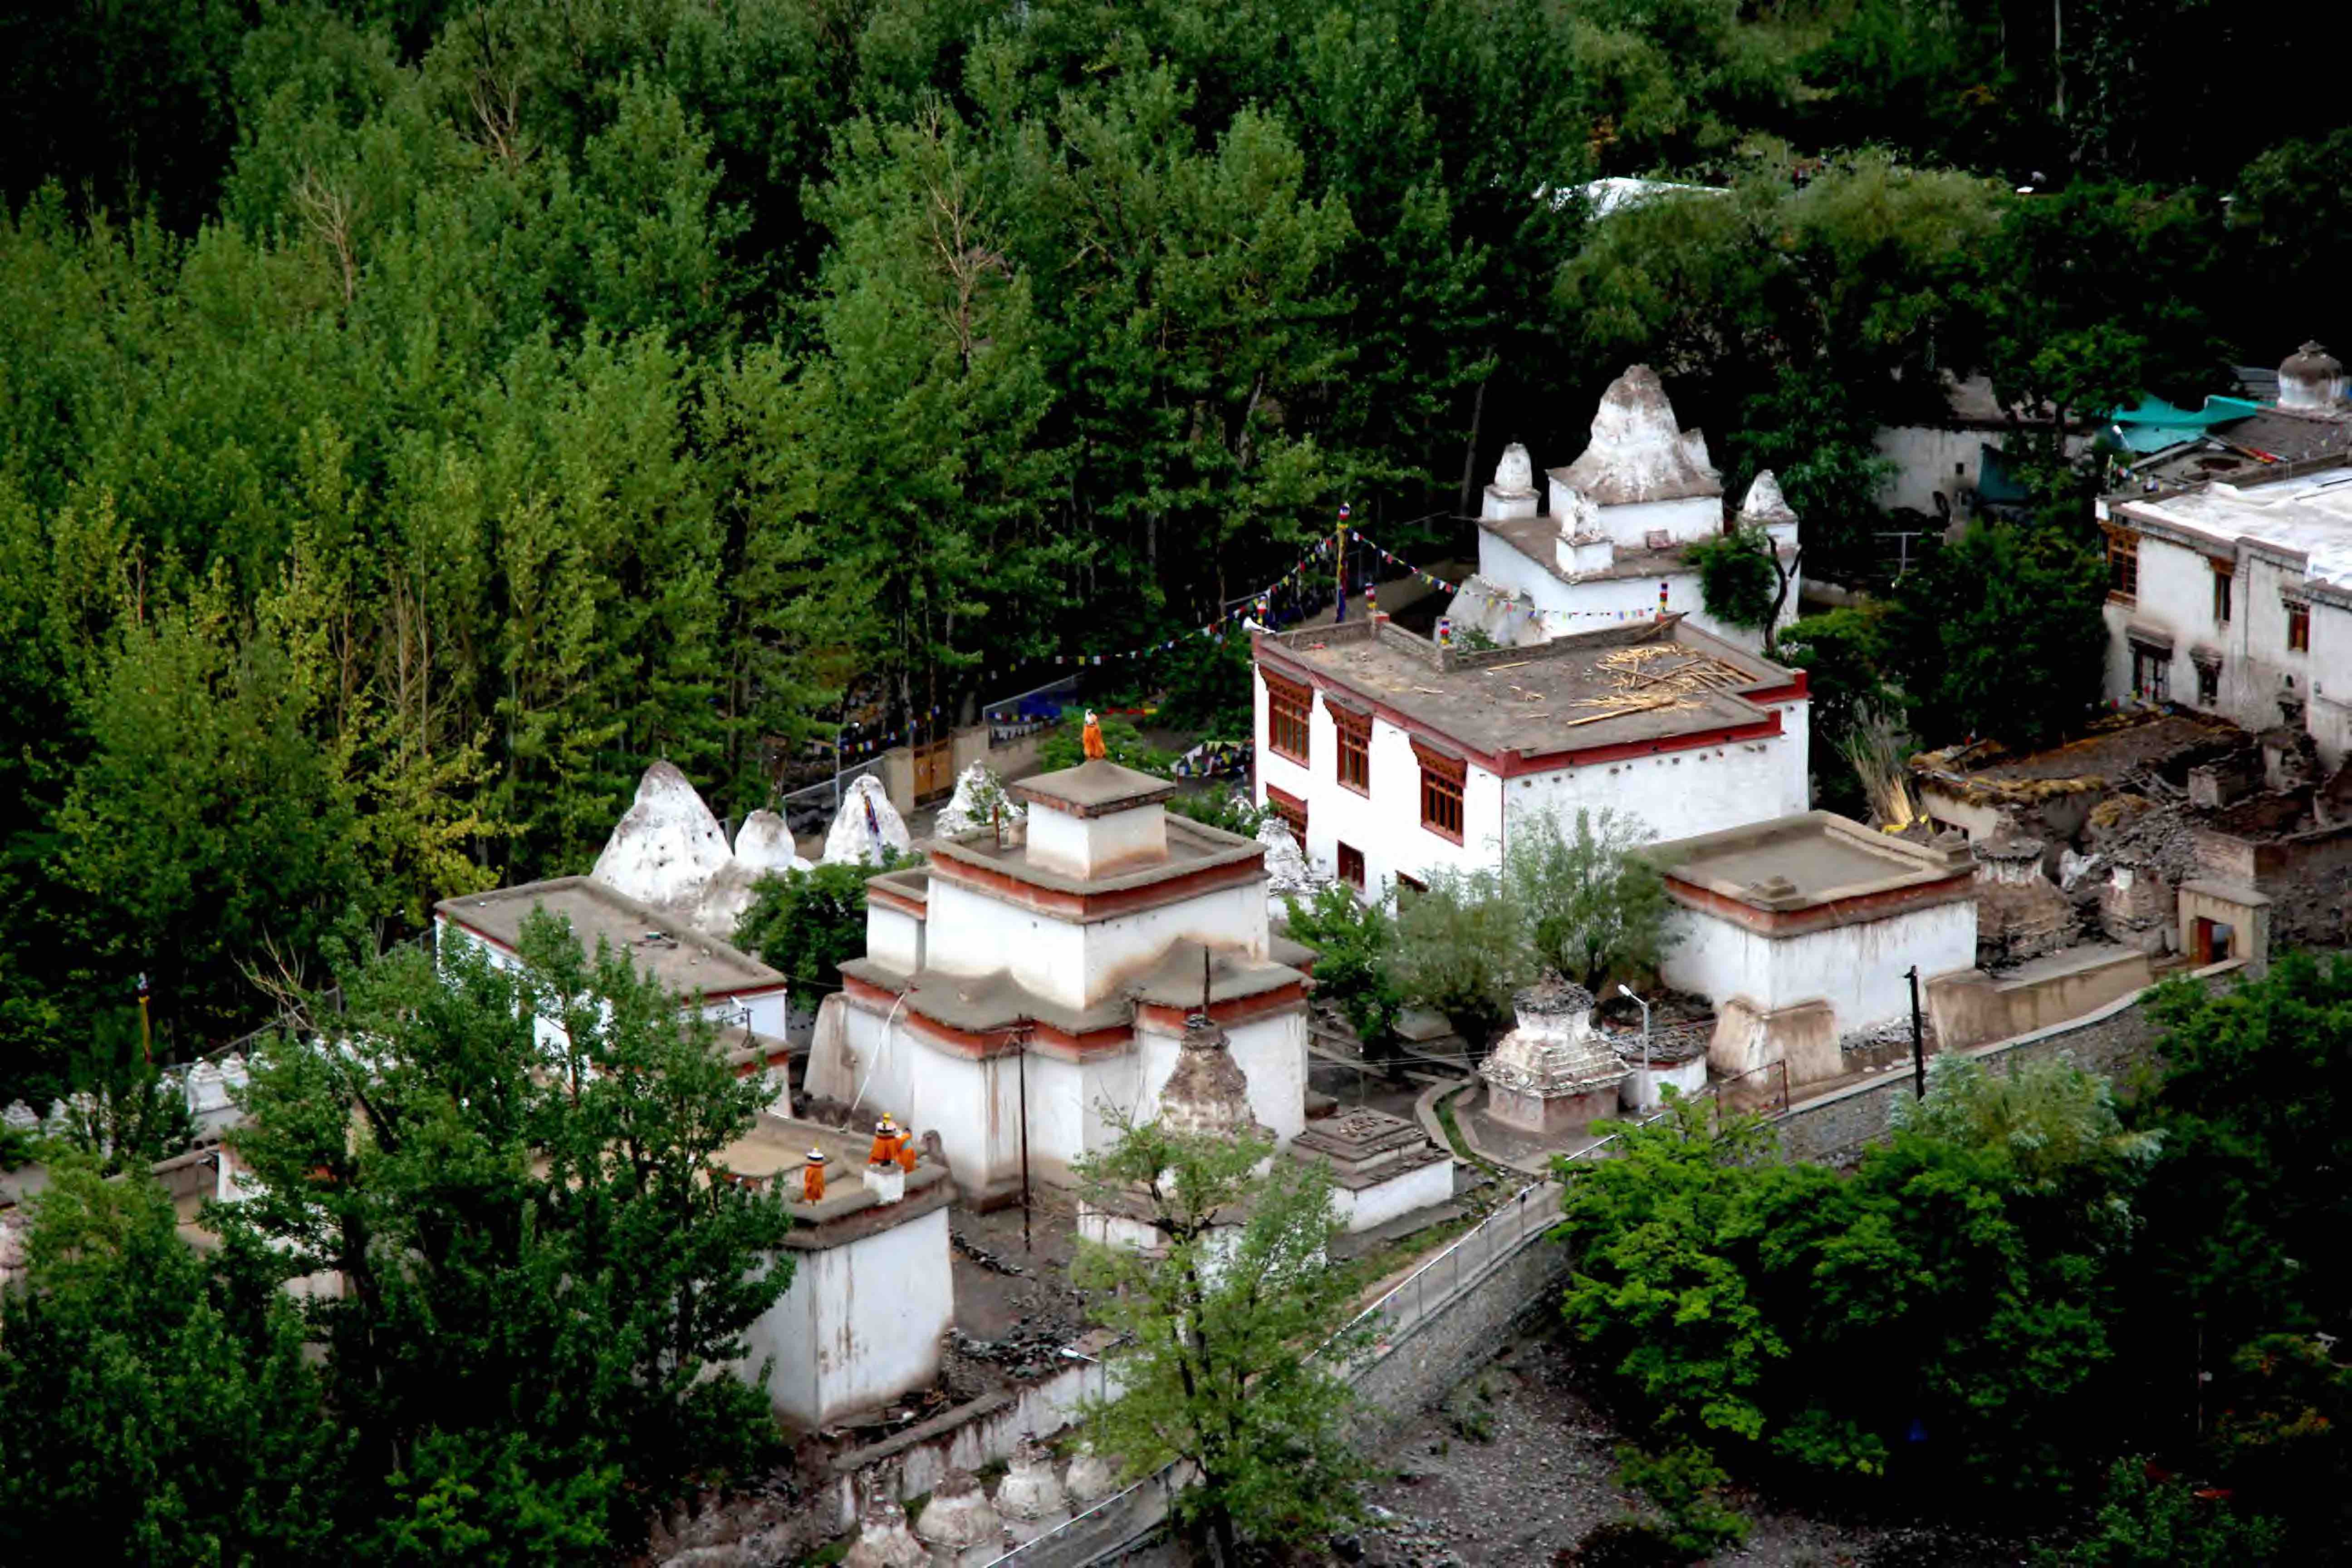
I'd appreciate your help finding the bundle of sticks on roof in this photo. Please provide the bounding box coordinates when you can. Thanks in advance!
[1562,645,1749,727]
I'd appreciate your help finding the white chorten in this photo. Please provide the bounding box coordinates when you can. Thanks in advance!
[823,774,913,866]
[932,761,1023,838]
[592,761,733,914]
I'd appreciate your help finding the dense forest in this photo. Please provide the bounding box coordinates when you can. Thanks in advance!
[5,0,2351,1090]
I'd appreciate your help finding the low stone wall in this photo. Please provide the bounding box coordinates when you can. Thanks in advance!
[1346,1229,1573,1436]
[1777,959,2239,1166]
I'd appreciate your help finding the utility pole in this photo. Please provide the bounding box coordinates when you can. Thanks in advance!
[1618,985,1653,1108]
[1905,965,1926,1099]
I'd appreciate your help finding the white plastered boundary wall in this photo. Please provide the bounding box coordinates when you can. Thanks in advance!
[1256,667,1810,892]
[1661,898,1977,1033]
[1331,1156,1456,1234]
[734,1203,954,1428]
[2101,532,2352,768]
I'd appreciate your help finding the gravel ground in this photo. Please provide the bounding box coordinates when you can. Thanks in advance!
[1321,1333,2030,1568]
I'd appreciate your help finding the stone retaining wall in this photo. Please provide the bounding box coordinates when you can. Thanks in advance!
[1346,1227,1573,1436]
[1774,959,2237,1166]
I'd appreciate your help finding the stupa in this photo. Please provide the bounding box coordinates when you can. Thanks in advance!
[1479,975,1628,1135]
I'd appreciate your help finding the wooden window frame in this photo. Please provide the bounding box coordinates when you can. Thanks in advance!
[1263,668,1312,764]
[1330,703,1372,795]
[2105,526,2138,605]
[1412,738,1467,845]
[1265,784,1308,848]
[2287,598,2312,654]
[1394,872,1427,899]
[2212,560,2233,625]
[1336,842,1366,891]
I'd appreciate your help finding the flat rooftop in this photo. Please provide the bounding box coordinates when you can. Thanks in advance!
[436,876,784,996]
[1651,811,1968,911]
[1478,511,1795,588]
[926,811,1262,896]
[1256,616,1799,761]
[1911,711,2246,799]
[2116,459,2352,588]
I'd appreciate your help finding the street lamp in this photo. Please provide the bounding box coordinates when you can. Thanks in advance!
[1618,985,1652,1107]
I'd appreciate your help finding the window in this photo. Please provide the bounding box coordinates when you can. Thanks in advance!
[1413,739,1467,843]
[2105,527,2138,604]
[2132,646,2170,702]
[1336,842,1365,891]
[2196,660,2220,707]
[2288,600,2312,654]
[1393,872,1426,901]
[2213,562,2233,624]
[1264,669,1311,763]
[1265,785,1307,847]
[1331,704,1371,794]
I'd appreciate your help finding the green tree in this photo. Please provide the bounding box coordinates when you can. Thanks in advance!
[1887,520,2107,750]
[1072,1112,1368,1561]
[2044,1458,2286,1567]
[0,1156,347,1563]
[1389,865,1528,1053]
[219,916,793,1553]
[1687,524,1798,654]
[1507,808,1672,994]
[1283,882,1404,1056]
[734,856,912,993]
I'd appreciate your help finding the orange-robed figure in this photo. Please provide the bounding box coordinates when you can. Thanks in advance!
[801,1147,828,1202]
[868,1113,905,1168]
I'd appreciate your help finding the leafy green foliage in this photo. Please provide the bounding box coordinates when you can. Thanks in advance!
[734,855,912,991]
[1283,883,1404,1053]
[1072,1112,1368,1558]
[1389,866,1528,1052]
[1164,785,1269,838]
[1614,1444,1751,1557]
[1036,714,1171,776]
[211,916,794,1553]
[2042,1459,2285,1567]
[1556,1055,2158,1495]
[1887,521,2109,750]
[1505,808,1673,995]
[1687,525,1787,641]
[0,1156,347,1563]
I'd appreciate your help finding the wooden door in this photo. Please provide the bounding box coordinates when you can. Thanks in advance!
[912,737,954,804]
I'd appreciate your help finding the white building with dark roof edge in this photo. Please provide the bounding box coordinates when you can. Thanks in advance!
[1252,612,1810,898]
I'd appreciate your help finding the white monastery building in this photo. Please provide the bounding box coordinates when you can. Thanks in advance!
[436,877,792,1045]
[804,756,1454,1225]
[1252,613,1811,896]
[1649,812,1978,1088]
[2098,344,2352,764]
[1455,364,1800,654]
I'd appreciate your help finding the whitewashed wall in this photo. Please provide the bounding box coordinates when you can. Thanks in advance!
[1257,671,1808,892]
[1509,733,1807,848]
[1475,532,1799,654]
[1661,899,1976,1034]
[2102,532,2352,767]
[736,1204,955,1427]
[1330,1156,1456,1233]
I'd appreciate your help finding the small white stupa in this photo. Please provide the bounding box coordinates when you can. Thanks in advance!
[842,1492,929,1568]
[1480,975,1629,1136]
[932,761,1023,839]
[1258,817,1325,912]
[994,1435,1073,1544]
[592,761,733,914]
[823,774,913,866]
[912,1469,1002,1568]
